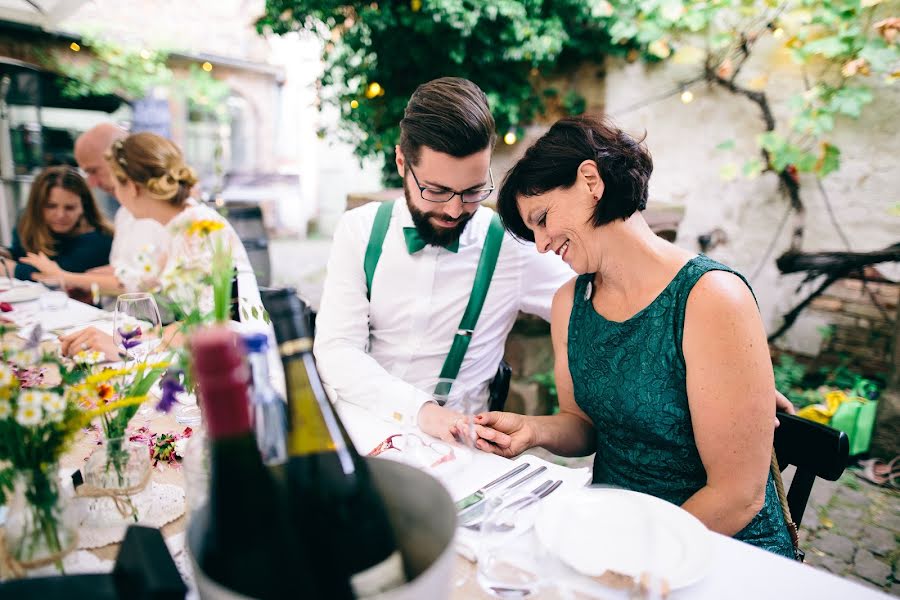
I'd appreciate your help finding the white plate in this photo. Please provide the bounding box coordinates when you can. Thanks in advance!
[534,487,711,590]
[0,286,43,303]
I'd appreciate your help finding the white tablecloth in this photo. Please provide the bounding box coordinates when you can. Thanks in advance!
[337,400,891,600]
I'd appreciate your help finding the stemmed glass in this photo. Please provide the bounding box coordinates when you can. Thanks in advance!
[476,491,546,598]
[113,293,162,416]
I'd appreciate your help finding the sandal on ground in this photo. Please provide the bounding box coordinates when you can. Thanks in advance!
[854,456,900,486]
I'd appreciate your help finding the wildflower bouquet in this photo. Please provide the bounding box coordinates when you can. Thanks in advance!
[0,324,87,573]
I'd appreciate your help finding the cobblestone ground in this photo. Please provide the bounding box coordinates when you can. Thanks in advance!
[797,467,900,596]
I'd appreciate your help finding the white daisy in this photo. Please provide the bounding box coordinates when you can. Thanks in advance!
[0,400,12,420]
[73,350,105,366]
[42,392,65,413]
[15,404,42,426]
[18,390,41,408]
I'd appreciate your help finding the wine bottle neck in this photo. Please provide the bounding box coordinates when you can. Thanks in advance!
[282,352,356,474]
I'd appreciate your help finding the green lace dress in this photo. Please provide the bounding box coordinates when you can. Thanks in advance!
[568,255,794,558]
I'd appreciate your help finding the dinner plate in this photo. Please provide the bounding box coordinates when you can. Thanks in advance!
[534,487,711,590]
[0,286,43,303]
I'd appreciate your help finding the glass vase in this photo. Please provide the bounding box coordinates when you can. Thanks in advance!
[83,437,150,522]
[5,464,76,576]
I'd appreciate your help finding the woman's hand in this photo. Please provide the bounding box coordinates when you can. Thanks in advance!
[59,326,118,359]
[472,411,537,458]
[774,390,795,427]
[20,252,63,277]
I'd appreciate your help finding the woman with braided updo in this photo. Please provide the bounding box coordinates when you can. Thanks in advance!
[58,132,263,358]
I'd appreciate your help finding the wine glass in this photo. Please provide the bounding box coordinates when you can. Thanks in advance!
[113,293,162,416]
[476,491,546,598]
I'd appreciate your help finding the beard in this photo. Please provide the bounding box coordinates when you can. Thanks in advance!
[404,181,474,247]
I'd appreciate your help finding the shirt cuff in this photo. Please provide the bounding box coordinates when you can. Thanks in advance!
[392,387,433,428]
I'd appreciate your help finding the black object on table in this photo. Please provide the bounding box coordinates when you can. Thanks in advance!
[0,525,186,599]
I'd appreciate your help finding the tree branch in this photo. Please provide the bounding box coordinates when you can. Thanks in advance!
[706,69,805,252]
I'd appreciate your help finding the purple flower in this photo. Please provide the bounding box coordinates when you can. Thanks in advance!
[118,326,142,341]
[121,338,142,351]
[156,372,185,413]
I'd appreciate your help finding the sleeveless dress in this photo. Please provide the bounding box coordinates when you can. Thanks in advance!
[567,255,794,557]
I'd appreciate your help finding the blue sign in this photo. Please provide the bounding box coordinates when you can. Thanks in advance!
[131,96,171,138]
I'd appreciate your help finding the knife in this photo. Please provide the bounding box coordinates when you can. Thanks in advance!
[458,465,548,522]
[454,463,530,512]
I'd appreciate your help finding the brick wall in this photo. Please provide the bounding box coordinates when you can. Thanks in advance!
[807,276,899,378]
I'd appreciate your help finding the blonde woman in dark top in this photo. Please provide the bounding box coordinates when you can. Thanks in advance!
[1,166,114,286]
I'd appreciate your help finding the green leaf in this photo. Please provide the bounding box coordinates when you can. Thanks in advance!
[715,139,736,151]
[859,42,899,73]
[251,306,260,320]
[719,162,739,181]
[742,158,764,179]
[828,86,873,118]
[817,143,841,176]
[803,36,849,58]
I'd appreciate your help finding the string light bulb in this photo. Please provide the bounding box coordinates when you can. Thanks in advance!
[365,82,383,98]
[69,42,81,52]
[202,61,213,72]
[772,27,785,39]
[140,49,151,60]
[503,130,518,145]
[680,89,694,104]
[350,100,359,109]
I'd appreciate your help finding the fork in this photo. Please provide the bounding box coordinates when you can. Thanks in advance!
[462,479,562,531]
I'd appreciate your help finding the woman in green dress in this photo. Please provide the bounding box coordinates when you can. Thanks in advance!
[475,116,795,557]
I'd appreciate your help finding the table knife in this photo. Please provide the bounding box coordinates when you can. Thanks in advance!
[454,463,529,512]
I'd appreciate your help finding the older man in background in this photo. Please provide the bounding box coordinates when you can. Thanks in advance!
[73,124,170,293]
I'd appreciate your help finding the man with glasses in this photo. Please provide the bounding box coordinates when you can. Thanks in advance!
[314,77,573,441]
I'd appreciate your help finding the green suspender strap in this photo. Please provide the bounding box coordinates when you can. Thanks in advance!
[435,213,504,397]
[364,200,395,300]
[363,201,505,398]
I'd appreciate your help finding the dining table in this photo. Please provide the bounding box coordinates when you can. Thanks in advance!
[0,281,891,599]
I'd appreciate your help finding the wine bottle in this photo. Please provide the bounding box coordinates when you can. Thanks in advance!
[188,326,308,599]
[243,332,288,465]
[267,289,407,598]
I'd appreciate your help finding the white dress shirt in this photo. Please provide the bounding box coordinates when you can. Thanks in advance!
[314,199,573,425]
[111,206,171,292]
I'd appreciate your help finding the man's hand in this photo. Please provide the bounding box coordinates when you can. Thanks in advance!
[775,390,796,428]
[417,402,469,443]
[471,411,536,458]
[20,252,63,276]
[59,326,118,359]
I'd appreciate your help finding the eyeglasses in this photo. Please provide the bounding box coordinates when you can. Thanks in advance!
[368,433,456,469]
[407,165,494,204]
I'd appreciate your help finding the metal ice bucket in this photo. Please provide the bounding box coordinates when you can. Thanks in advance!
[188,457,457,599]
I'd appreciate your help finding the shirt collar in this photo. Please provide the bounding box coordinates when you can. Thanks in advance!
[393,198,486,250]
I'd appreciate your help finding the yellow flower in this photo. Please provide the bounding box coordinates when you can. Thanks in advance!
[0,363,17,387]
[186,219,225,237]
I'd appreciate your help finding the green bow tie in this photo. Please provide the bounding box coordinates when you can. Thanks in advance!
[403,227,459,254]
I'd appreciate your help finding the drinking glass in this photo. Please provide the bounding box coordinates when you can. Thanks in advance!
[477,491,545,598]
[114,293,162,416]
[39,277,68,311]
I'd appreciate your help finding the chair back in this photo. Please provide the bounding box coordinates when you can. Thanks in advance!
[774,412,849,526]
[259,287,316,337]
[221,201,271,287]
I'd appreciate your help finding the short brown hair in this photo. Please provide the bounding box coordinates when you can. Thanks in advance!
[498,116,653,242]
[18,166,114,256]
[399,77,496,165]
[106,132,199,206]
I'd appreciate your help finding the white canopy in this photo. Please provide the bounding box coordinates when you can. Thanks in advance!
[0,0,87,29]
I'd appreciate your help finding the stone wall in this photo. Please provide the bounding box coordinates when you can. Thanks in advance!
[807,276,898,378]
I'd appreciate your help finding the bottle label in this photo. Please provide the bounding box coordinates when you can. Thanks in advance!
[350,550,406,598]
[285,360,338,455]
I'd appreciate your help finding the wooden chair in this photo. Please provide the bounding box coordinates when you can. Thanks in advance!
[774,412,849,527]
